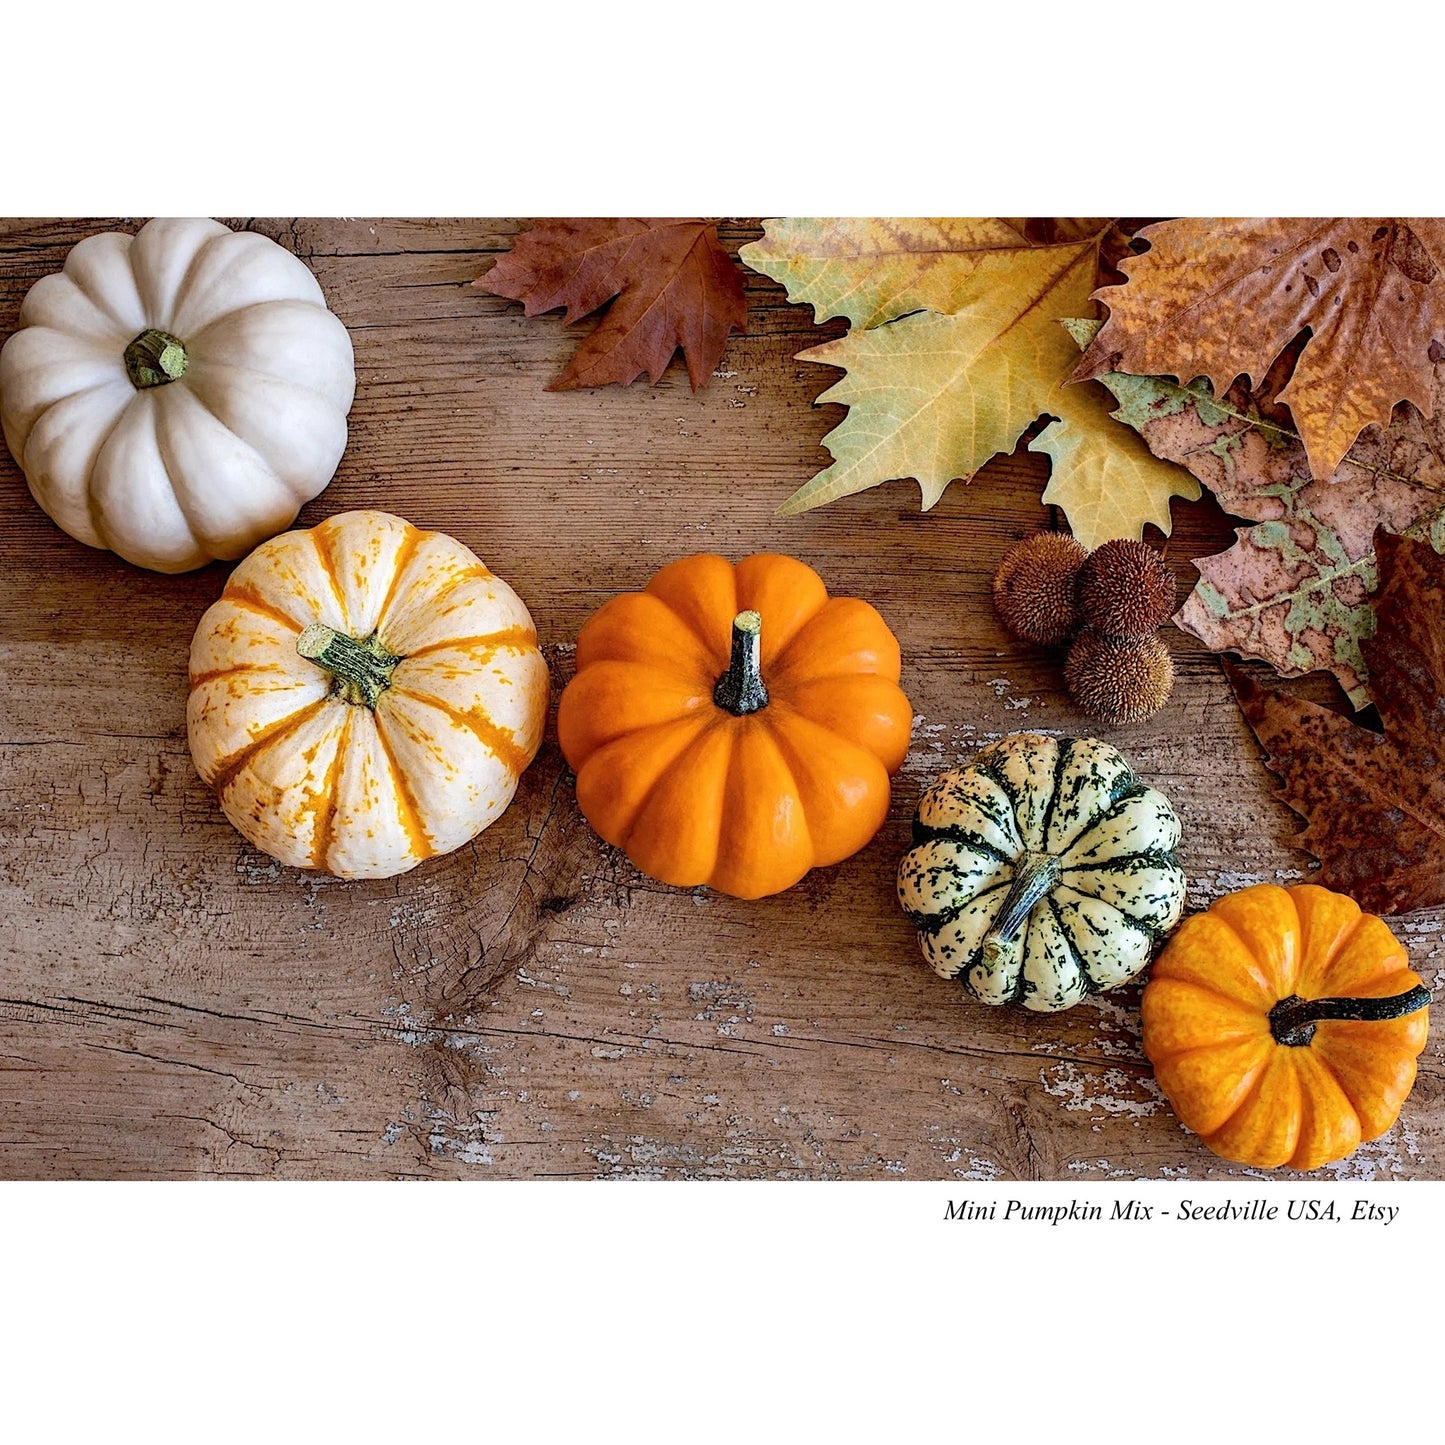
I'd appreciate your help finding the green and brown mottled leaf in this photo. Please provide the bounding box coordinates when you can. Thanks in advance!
[741,219,1199,544]
[1073,320,1445,708]
[1228,532,1445,915]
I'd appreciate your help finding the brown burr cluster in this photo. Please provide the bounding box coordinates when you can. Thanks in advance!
[992,533,1178,726]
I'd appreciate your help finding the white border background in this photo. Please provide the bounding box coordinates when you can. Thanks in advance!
[3,3,1439,1436]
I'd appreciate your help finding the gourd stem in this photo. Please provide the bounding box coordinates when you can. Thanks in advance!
[983,851,1061,960]
[297,623,401,710]
[1269,985,1432,1048]
[124,328,188,389]
[714,610,769,716]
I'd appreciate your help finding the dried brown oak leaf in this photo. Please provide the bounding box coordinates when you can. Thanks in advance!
[474,218,747,390]
[1074,219,1445,480]
[1229,531,1445,914]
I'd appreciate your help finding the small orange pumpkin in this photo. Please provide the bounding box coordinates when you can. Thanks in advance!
[557,553,913,899]
[1142,882,1431,1171]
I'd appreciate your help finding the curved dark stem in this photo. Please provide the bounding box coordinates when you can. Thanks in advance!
[1269,985,1432,1047]
[714,610,769,716]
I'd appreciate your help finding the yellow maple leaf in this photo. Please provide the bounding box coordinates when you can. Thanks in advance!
[741,218,1200,546]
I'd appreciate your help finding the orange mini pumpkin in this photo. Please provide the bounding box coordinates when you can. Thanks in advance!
[557,553,913,899]
[1142,882,1431,1171]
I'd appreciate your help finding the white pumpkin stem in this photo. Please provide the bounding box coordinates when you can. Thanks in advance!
[297,623,401,709]
[984,851,1062,959]
[714,610,769,716]
[124,328,189,389]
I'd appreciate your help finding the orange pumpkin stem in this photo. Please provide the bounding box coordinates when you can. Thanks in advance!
[1268,984,1433,1047]
[713,610,769,716]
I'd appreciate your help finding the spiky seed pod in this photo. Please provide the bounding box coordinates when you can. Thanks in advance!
[1065,628,1175,725]
[1078,539,1178,639]
[992,533,1088,647]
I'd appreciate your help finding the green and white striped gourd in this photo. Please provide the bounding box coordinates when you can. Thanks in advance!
[897,733,1186,1012]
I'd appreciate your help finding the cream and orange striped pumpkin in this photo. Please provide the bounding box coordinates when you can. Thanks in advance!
[186,510,549,878]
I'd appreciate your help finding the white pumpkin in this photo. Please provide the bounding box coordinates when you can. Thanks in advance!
[187,510,549,880]
[897,732,1186,1012]
[0,217,355,573]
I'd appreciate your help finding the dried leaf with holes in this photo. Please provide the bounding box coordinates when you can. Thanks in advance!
[1073,218,1445,479]
[474,218,747,390]
[1074,319,1445,709]
[1228,531,1445,914]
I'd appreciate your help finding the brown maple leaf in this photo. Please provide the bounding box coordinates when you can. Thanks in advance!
[1229,531,1445,915]
[474,218,747,390]
[1073,219,1445,480]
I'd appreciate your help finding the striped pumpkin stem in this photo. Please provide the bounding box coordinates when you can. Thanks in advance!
[983,851,1062,961]
[298,623,401,709]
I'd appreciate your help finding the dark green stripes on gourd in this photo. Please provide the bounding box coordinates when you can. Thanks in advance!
[1037,734,1095,851]
[912,736,1144,852]
[1045,897,1134,999]
[1061,851,1185,944]
[899,860,1007,934]
[1042,739,1135,849]
[1043,896,1090,993]
[902,734,1186,1008]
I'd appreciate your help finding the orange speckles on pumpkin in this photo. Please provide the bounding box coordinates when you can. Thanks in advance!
[209,699,328,793]
[222,584,304,633]
[190,663,279,688]
[391,686,531,776]
[310,522,349,618]
[374,720,434,862]
[299,714,348,871]
[406,627,536,662]
[190,512,545,878]
[370,525,424,630]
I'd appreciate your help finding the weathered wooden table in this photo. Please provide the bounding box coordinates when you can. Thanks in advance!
[1,218,1438,1180]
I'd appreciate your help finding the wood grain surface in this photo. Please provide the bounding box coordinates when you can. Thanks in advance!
[1,218,1439,1181]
